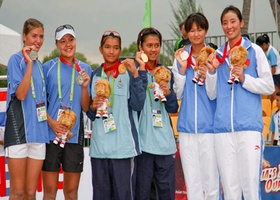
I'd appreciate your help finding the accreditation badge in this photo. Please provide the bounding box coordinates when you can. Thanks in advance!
[57,105,71,120]
[36,102,47,122]
[103,114,116,133]
[152,109,162,127]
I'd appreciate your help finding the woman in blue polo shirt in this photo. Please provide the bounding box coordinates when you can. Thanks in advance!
[4,18,49,199]
[42,24,92,200]
[86,30,146,200]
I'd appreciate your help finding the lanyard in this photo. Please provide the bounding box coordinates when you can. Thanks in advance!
[58,59,75,106]
[217,37,242,64]
[101,67,115,107]
[147,86,156,107]
[147,72,161,107]
[30,60,45,102]
[59,56,82,72]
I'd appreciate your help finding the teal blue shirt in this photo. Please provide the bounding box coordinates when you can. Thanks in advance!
[139,67,178,155]
[88,65,146,158]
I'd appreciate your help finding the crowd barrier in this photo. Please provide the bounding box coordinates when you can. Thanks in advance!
[0,89,280,199]
[0,147,93,199]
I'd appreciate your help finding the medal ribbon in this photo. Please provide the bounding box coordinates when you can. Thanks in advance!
[216,37,242,64]
[59,56,82,72]
[145,60,158,71]
[58,59,75,107]
[186,51,195,68]
[30,60,45,102]
[101,67,115,108]
[103,61,121,78]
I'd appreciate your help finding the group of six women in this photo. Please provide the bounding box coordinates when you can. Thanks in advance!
[3,4,274,200]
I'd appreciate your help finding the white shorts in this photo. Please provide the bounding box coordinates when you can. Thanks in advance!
[5,143,46,160]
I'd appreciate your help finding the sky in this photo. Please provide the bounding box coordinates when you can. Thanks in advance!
[0,0,277,64]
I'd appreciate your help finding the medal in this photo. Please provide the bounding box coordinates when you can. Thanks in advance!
[180,51,189,61]
[118,63,126,74]
[76,74,84,85]
[30,50,38,60]
[141,53,148,62]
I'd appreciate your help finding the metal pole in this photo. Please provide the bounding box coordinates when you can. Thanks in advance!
[253,0,256,42]
[275,0,279,49]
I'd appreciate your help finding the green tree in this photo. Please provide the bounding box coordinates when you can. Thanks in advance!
[42,49,99,70]
[43,49,90,64]
[91,63,99,70]
[162,0,202,65]
[0,64,7,88]
[169,0,203,39]
[120,42,138,57]
[42,49,60,63]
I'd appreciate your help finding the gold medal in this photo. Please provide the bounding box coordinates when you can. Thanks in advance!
[141,53,148,62]
[118,64,126,74]
[180,51,189,61]
[30,50,38,60]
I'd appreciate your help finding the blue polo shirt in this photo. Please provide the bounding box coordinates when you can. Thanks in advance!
[43,57,92,144]
[6,51,49,145]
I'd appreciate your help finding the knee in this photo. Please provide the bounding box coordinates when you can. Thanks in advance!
[43,188,58,200]
[25,190,36,199]
[10,191,24,200]
[64,188,78,200]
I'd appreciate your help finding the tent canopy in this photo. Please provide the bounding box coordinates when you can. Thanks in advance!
[0,24,21,66]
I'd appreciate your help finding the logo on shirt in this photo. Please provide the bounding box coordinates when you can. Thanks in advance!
[117,78,124,89]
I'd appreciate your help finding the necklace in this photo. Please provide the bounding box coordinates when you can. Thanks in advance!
[192,55,198,59]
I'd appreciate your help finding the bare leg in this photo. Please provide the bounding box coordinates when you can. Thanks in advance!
[8,158,27,200]
[42,171,59,200]
[25,158,44,200]
[63,172,81,200]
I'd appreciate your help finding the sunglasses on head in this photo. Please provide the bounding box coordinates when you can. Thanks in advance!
[55,24,75,33]
[102,30,121,38]
[100,30,121,45]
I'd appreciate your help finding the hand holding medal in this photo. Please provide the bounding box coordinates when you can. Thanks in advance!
[30,48,38,60]
[76,69,90,87]
[118,63,126,74]
[180,51,189,61]
[22,45,37,62]
[76,71,84,85]
[141,52,148,62]
[121,58,138,77]
[76,71,85,85]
